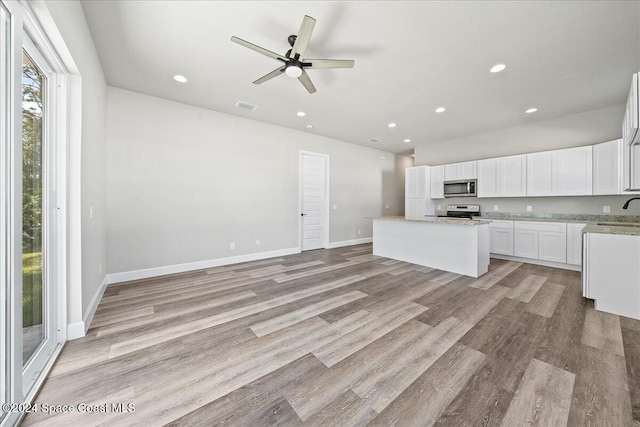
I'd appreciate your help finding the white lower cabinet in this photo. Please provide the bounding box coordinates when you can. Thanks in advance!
[512,221,568,263]
[566,223,587,265]
[538,231,567,263]
[489,220,514,256]
[514,229,539,259]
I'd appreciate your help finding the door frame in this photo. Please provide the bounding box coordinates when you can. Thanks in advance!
[1,2,69,425]
[298,150,330,251]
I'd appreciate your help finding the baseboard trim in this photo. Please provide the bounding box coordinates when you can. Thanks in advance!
[326,237,373,249]
[67,275,108,340]
[490,254,581,272]
[106,247,302,285]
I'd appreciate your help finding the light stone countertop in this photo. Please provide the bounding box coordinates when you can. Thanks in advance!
[370,215,491,226]
[582,224,640,236]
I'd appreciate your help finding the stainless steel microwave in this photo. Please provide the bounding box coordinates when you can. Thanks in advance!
[443,179,477,198]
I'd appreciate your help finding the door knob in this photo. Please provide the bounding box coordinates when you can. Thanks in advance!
[301,213,307,216]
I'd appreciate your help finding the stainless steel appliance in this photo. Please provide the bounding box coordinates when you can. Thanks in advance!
[443,179,477,198]
[439,204,480,219]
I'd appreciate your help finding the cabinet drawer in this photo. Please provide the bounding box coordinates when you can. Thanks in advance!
[514,221,567,233]
[489,220,514,229]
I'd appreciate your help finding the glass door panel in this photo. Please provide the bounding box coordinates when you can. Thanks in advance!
[21,51,46,366]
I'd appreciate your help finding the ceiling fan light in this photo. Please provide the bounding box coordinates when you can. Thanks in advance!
[285,66,303,78]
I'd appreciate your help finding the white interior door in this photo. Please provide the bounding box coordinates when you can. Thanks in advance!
[300,153,326,251]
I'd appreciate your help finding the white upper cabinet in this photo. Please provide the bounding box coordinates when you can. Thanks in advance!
[527,146,592,196]
[405,166,427,198]
[444,161,477,181]
[479,155,527,198]
[527,151,555,196]
[430,165,444,199]
[593,139,622,195]
[556,146,592,195]
[622,72,639,147]
[500,155,527,196]
[477,159,498,198]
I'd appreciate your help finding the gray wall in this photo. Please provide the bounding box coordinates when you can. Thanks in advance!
[44,1,108,317]
[106,87,403,274]
[414,105,624,165]
[438,195,640,217]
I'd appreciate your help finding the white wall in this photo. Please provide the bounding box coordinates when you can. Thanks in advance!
[414,104,624,165]
[41,0,108,319]
[106,87,402,275]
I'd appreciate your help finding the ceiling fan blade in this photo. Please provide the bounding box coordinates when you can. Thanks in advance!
[298,70,317,94]
[253,67,286,85]
[290,15,316,59]
[231,36,287,62]
[305,59,355,69]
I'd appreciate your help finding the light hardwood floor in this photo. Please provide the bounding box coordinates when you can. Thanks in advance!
[21,244,640,426]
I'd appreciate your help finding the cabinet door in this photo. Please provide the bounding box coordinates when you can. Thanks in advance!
[499,155,527,197]
[622,73,639,146]
[593,140,621,195]
[444,163,458,181]
[477,159,498,198]
[539,231,567,263]
[405,167,418,198]
[415,166,426,198]
[514,230,539,259]
[527,152,554,196]
[430,165,444,199]
[567,223,586,266]
[490,228,514,256]
[461,161,478,179]
[555,146,592,195]
[405,198,425,219]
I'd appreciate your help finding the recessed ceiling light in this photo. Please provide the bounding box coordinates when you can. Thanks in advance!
[404,139,411,143]
[368,138,381,143]
[173,74,188,83]
[490,64,506,73]
[306,125,313,130]
[435,107,446,113]
[297,111,306,117]
[388,123,397,128]
[380,156,387,160]
[525,108,538,113]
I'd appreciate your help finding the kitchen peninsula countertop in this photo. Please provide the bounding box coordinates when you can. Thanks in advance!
[369,215,491,226]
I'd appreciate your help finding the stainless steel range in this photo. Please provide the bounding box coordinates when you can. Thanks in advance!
[439,204,480,220]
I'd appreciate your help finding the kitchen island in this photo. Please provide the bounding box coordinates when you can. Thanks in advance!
[372,216,491,278]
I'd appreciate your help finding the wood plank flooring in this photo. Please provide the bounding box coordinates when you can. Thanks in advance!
[22,244,640,426]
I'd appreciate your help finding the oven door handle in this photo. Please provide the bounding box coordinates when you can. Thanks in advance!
[467,182,471,193]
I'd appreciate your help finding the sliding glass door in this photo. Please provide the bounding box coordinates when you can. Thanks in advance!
[20,40,59,391]
[1,2,66,422]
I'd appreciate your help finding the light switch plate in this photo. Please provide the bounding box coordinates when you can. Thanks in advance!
[493,205,499,211]
[526,205,532,212]
[603,205,611,213]
[333,204,337,210]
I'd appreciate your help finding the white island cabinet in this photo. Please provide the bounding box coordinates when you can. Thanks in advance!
[583,227,640,320]
[372,217,490,278]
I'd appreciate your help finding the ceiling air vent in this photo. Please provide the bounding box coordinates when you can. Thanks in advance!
[235,101,257,111]
[368,138,382,143]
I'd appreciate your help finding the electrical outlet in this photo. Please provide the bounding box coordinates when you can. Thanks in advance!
[437,205,442,210]
[358,229,361,235]
[255,240,260,247]
[603,205,611,213]
[333,204,338,210]
[493,205,499,211]
[385,204,390,209]
[230,242,235,250]
[526,205,532,212]
[89,206,94,220]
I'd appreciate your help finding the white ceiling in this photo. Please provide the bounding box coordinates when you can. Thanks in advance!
[81,1,640,155]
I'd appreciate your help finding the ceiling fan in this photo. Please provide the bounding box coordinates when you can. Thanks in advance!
[231,15,355,94]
